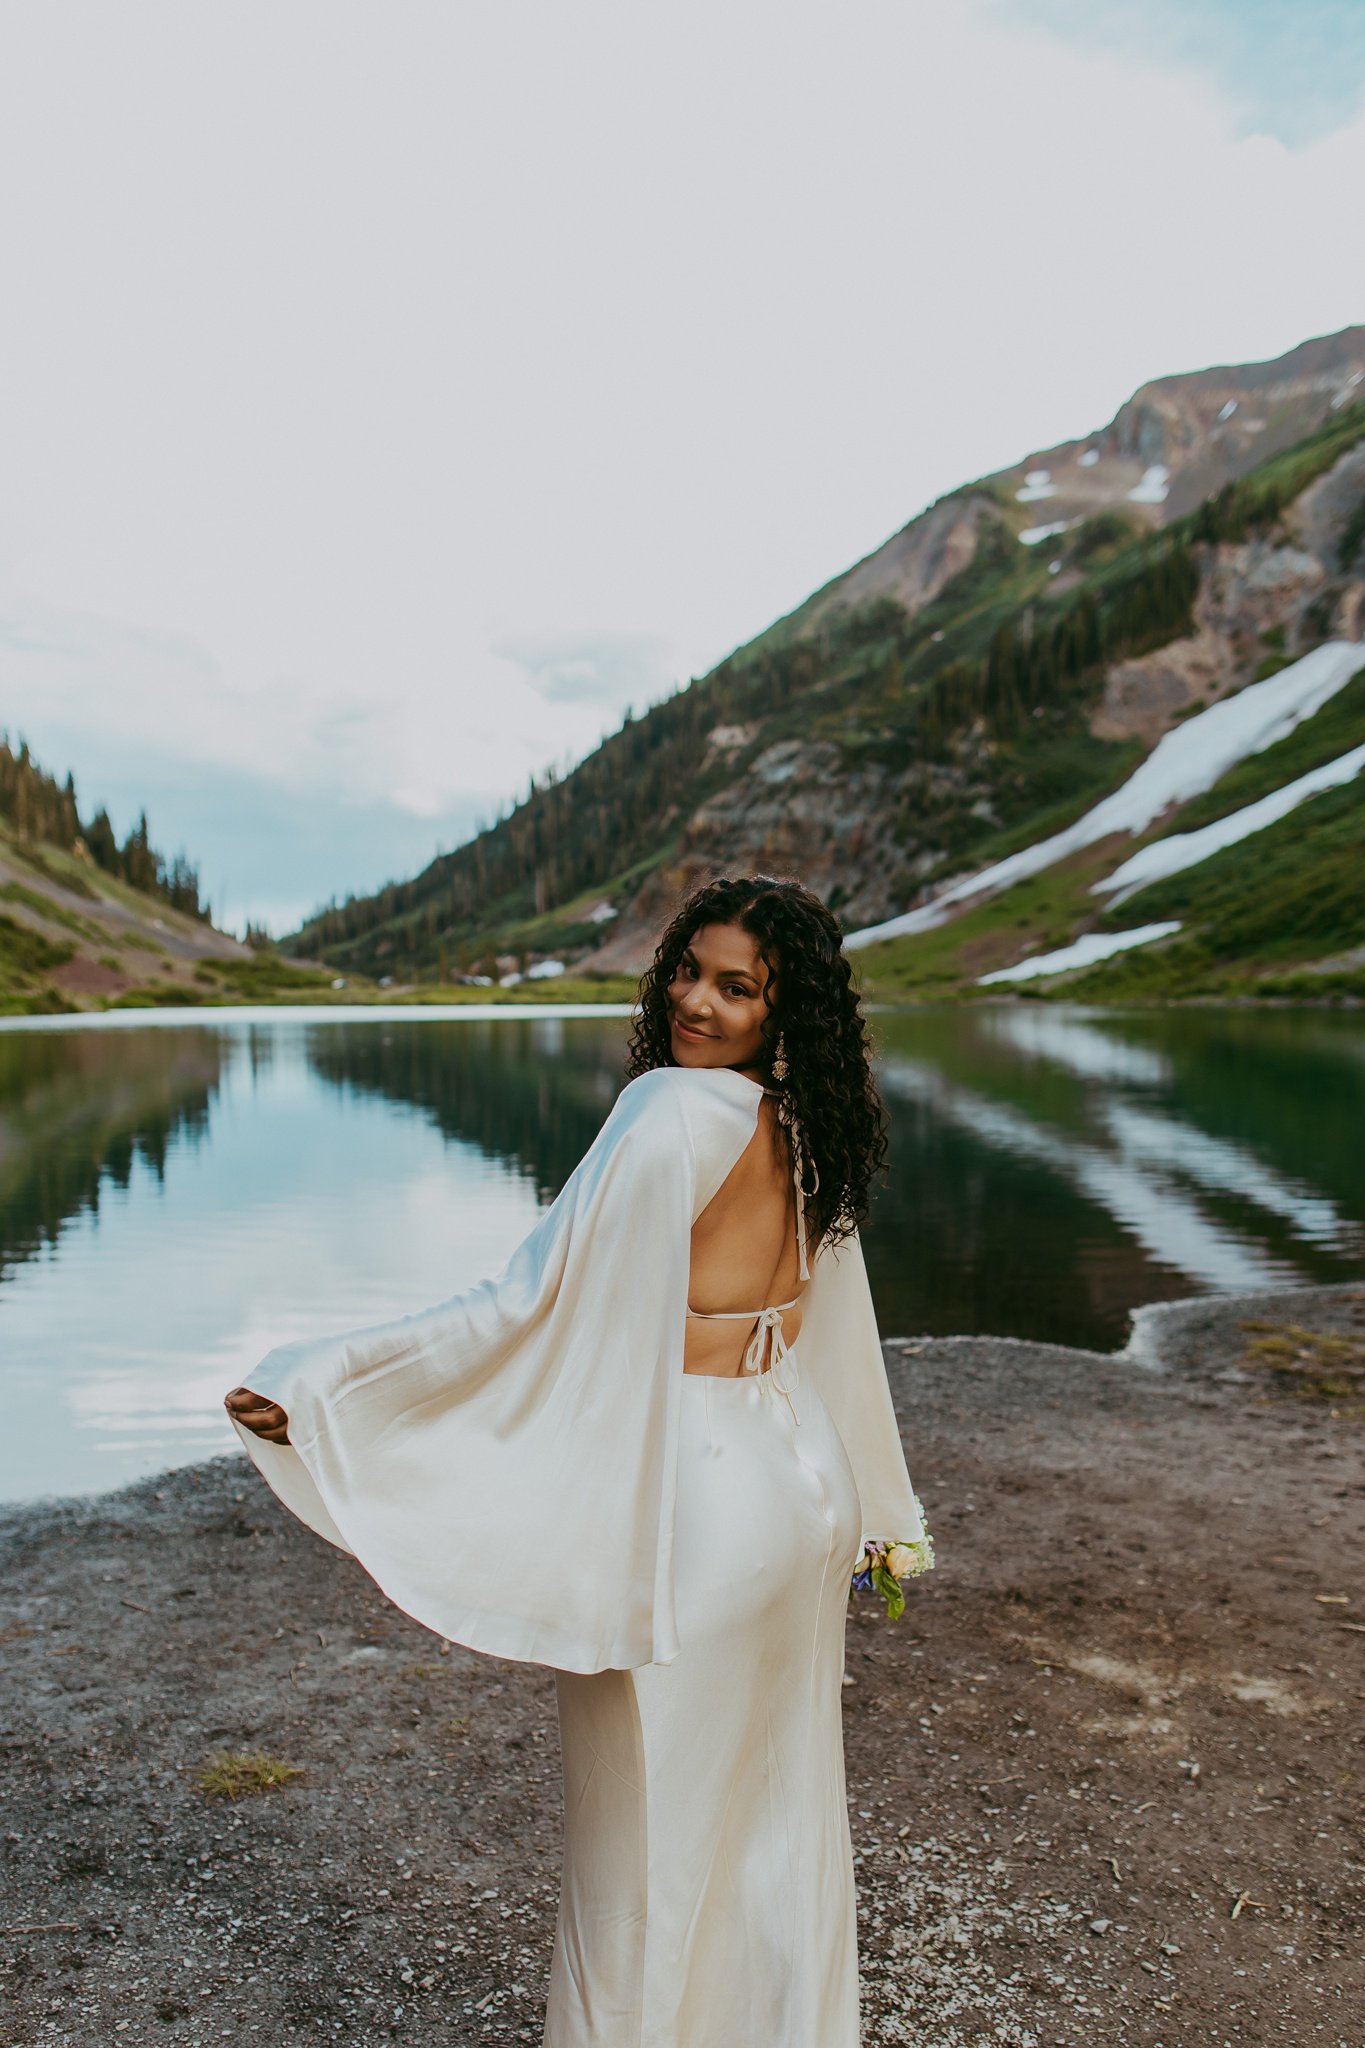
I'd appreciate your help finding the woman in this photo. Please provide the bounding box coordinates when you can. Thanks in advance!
[226,873,931,2048]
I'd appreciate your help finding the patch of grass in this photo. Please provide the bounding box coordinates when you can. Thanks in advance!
[0,881,101,940]
[0,912,74,979]
[0,831,100,900]
[0,987,76,1016]
[1239,1318,1365,1418]
[1255,963,1365,999]
[196,1750,305,1799]
[210,951,336,996]
[1253,653,1294,683]
[108,980,207,1009]
[1152,663,1365,840]
[862,753,1365,1007]
[857,842,1120,999]
[1063,779,1365,1000]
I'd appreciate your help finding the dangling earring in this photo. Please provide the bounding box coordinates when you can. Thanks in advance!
[770,1033,789,1084]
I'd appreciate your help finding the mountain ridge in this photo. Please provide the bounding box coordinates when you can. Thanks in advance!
[286,323,1365,1000]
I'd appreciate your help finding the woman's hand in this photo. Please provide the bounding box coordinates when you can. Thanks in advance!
[224,1386,290,1445]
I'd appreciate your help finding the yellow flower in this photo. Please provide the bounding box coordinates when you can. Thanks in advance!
[892,1540,933,1581]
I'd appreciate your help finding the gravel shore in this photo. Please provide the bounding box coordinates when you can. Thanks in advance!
[3,1284,1362,2047]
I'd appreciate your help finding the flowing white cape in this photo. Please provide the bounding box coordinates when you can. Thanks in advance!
[230,1064,926,1674]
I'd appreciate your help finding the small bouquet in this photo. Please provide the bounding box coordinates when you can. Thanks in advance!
[850,1529,934,1620]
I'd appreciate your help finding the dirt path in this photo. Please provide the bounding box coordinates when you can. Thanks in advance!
[2,1285,1362,2047]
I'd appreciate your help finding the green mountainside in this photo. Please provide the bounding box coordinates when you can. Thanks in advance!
[287,322,1365,1003]
[7,325,1364,1013]
[0,744,253,1013]
[0,741,636,1014]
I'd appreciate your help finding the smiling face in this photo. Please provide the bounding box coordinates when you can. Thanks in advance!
[666,920,775,1078]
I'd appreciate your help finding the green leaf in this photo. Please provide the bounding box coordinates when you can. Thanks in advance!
[870,1564,906,1621]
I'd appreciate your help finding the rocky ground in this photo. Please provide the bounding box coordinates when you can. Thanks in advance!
[2,1284,1362,2047]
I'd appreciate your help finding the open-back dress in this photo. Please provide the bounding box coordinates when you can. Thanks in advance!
[229,1064,929,2048]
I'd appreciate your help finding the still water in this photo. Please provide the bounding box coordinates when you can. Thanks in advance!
[1,1001,1362,1502]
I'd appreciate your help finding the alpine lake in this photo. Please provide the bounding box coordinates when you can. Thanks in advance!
[2,1000,1361,1501]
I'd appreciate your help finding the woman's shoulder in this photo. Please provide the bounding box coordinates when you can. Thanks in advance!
[617,1065,764,1117]
[610,1067,763,1206]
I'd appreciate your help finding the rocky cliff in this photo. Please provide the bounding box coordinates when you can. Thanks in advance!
[289,324,1365,995]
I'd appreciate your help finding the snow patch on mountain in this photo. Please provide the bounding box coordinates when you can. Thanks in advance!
[976,922,1181,986]
[1095,740,1365,903]
[844,640,1365,950]
[1127,464,1170,504]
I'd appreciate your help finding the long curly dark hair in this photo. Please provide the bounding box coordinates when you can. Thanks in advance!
[624,875,888,1249]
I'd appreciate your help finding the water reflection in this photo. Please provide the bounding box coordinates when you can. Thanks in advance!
[865,1006,1364,1345]
[0,1004,1361,1499]
[0,1027,224,1279]
[306,1015,622,1202]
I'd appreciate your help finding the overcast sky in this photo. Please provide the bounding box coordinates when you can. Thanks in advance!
[1,0,1362,934]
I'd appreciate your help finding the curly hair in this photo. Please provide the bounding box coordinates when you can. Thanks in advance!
[624,874,888,1249]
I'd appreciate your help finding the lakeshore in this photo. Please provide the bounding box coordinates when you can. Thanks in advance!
[2,1283,1362,2047]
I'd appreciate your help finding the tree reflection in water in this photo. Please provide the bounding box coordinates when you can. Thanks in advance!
[308,1004,1365,1354]
[306,1014,631,1206]
[0,1027,226,1281]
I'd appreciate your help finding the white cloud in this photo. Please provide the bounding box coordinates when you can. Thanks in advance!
[495,630,675,713]
[984,0,1365,147]
[0,0,1361,929]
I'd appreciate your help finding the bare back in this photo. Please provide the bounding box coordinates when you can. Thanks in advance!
[683,1094,809,1377]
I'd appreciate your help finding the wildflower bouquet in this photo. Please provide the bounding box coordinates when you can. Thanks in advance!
[850,1529,934,1620]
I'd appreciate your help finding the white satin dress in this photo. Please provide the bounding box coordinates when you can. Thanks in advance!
[228,1067,929,2048]
[545,1166,866,2048]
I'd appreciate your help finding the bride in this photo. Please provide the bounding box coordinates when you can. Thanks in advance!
[225,873,931,2048]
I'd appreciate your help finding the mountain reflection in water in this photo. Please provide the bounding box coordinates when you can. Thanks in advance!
[306,1015,621,1205]
[0,1025,225,1281]
[0,1004,1360,1499]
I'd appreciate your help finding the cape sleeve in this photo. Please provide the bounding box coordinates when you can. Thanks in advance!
[229,1067,754,1674]
[796,1228,928,1548]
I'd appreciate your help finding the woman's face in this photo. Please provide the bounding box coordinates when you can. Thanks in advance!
[667,920,774,1077]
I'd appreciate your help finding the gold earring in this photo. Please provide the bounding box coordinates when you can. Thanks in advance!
[771,1034,789,1083]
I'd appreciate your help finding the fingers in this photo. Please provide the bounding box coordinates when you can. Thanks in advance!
[225,1388,280,1419]
[224,1388,290,1443]
[244,1414,290,1442]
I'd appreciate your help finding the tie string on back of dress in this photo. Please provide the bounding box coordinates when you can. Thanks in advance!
[685,1118,816,1425]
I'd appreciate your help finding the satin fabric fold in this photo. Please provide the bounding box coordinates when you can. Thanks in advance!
[547,1364,864,2046]
[230,1063,925,1673]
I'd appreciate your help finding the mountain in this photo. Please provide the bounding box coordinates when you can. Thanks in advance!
[287,324,1365,999]
[0,742,258,1012]
[0,742,638,1014]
